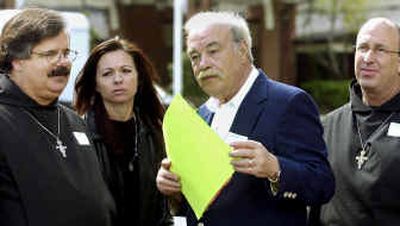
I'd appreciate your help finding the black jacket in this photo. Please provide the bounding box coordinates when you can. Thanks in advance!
[86,109,171,226]
[0,75,116,226]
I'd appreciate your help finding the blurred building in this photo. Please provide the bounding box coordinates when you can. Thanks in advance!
[295,0,400,82]
[0,0,300,86]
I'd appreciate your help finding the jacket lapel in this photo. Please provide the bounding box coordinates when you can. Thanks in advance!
[230,71,269,137]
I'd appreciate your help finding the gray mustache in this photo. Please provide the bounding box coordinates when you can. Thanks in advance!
[48,66,70,78]
[198,70,221,79]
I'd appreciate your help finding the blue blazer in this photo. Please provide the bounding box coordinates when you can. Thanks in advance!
[181,70,335,226]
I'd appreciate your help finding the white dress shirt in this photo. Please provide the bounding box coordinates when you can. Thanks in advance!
[205,66,259,142]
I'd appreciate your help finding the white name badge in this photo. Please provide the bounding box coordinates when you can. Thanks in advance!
[225,132,248,144]
[173,216,187,226]
[73,132,90,145]
[387,122,400,137]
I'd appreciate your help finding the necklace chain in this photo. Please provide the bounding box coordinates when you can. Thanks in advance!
[22,107,67,158]
[128,115,139,172]
[354,112,394,169]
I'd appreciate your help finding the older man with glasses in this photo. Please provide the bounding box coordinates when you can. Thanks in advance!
[0,8,115,226]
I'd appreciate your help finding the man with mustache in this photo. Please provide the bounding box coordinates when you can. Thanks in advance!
[310,18,400,226]
[0,8,115,226]
[156,11,335,226]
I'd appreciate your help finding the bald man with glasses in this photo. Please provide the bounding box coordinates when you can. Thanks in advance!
[310,17,400,226]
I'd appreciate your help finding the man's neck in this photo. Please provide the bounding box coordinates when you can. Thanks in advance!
[361,83,400,107]
[217,64,253,104]
[9,72,56,106]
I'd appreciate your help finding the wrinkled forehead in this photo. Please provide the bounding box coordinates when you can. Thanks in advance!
[186,25,232,50]
[36,31,70,49]
[357,19,399,48]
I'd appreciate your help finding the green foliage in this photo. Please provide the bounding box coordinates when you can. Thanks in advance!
[301,79,351,114]
[340,0,367,33]
[310,0,367,33]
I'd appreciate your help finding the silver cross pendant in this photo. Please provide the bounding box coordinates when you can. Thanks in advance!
[355,149,368,169]
[56,138,67,158]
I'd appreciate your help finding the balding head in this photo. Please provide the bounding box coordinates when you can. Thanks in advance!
[354,17,400,106]
[357,17,400,50]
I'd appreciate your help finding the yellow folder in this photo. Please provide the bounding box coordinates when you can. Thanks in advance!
[162,94,234,219]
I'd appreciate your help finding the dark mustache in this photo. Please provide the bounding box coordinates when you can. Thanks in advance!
[47,66,70,78]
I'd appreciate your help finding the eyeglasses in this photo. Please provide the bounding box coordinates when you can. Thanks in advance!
[353,45,400,57]
[31,49,79,63]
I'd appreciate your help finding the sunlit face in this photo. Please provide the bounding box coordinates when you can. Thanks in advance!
[186,24,246,102]
[11,31,71,105]
[354,19,400,94]
[96,50,138,106]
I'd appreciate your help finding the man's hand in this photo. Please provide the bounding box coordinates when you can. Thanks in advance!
[156,158,182,196]
[229,140,280,179]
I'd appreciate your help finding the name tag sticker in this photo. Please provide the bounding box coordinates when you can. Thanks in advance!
[226,132,248,144]
[387,122,400,137]
[173,216,187,226]
[73,132,90,145]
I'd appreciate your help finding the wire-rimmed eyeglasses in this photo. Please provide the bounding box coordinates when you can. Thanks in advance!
[31,49,79,63]
[353,45,400,57]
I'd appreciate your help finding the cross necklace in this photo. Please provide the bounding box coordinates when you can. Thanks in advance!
[354,112,394,170]
[23,107,67,158]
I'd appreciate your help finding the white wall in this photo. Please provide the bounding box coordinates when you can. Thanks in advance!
[59,12,90,102]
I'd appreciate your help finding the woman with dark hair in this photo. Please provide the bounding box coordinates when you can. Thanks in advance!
[74,37,170,226]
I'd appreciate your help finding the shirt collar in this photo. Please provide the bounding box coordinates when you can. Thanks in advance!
[205,66,259,112]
